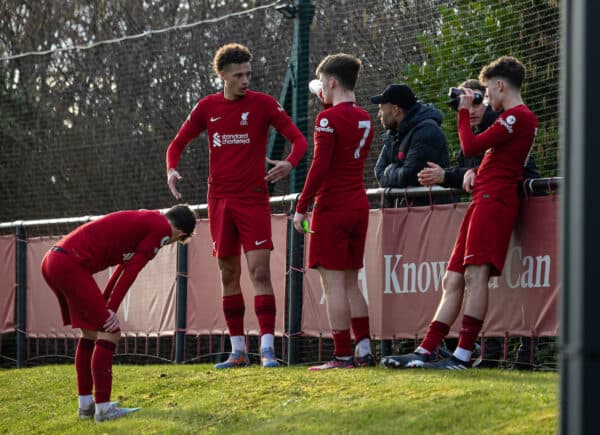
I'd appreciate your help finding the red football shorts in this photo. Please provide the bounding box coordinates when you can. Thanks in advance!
[447,195,519,276]
[307,206,368,270]
[41,250,113,331]
[208,196,273,258]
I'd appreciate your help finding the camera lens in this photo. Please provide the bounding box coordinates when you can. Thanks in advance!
[448,87,462,99]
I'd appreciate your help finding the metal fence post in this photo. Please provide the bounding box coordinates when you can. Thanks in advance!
[288,0,315,193]
[286,200,305,365]
[175,243,188,363]
[15,225,27,368]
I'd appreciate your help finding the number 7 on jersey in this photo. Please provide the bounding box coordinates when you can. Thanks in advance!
[354,120,371,159]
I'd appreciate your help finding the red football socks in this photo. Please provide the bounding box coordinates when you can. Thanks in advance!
[332,329,353,357]
[223,294,245,337]
[457,315,484,355]
[254,294,276,336]
[91,339,116,404]
[75,337,95,396]
[420,321,450,354]
[351,316,371,344]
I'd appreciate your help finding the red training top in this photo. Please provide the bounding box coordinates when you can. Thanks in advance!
[56,210,172,311]
[296,101,374,214]
[458,104,538,203]
[166,90,307,199]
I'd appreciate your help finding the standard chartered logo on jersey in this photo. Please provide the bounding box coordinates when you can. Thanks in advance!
[212,131,250,147]
[213,132,221,147]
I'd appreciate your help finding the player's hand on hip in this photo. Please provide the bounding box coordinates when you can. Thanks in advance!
[167,168,183,199]
[463,168,476,193]
[265,158,293,183]
[418,162,444,186]
[103,309,120,333]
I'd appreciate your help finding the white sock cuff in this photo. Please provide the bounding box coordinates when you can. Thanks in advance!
[95,401,112,414]
[415,346,431,355]
[260,333,274,350]
[453,346,472,363]
[355,338,372,357]
[230,335,246,353]
[78,394,93,408]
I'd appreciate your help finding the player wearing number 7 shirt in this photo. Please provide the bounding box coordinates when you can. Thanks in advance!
[166,43,307,369]
[293,53,375,370]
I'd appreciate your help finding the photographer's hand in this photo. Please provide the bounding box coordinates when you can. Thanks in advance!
[458,87,475,111]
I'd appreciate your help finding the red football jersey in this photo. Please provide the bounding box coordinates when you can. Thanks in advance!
[296,102,374,214]
[56,210,172,311]
[458,104,538,202]
[167,90,307,199]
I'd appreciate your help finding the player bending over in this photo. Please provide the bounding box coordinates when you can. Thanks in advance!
[41,205,196,421]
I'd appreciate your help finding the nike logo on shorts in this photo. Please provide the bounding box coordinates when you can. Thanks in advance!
[464,254,475,260]
[255,239,268,246]
[210,116,222,122]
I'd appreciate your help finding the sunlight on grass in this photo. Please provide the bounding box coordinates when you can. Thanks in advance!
[0,365,557,434]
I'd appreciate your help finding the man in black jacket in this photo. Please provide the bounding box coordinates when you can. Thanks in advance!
[372,84,450,206]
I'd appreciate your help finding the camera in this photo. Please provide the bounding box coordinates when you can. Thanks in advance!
[447,87,484,111]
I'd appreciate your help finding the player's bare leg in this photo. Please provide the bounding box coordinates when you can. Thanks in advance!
[245,249,273,296]
[432,271,466,325]
[463,264,491,320]
[219,255,243,296]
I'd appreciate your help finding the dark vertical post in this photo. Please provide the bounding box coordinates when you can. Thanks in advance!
[560,1,600,433]
[286,200,305,365]
[15,225,27,368]
[175,243,188,363]
[285,0,315,366]
[288,0,314,193]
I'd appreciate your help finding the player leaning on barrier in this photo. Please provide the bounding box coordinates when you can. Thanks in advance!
[382,56,538,370]
[166,43,308,369]
[40,205,197,422]
[293,53,376,370]
[418,78,539,368]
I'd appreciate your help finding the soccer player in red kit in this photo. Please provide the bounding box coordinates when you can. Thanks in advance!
[293,53,375,370]
[166,43,307,369]
[40,205,197,421]
[382,56,538,369]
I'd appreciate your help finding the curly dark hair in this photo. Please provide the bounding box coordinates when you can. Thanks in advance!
[213,43,252,75]
[479,56,525,89]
